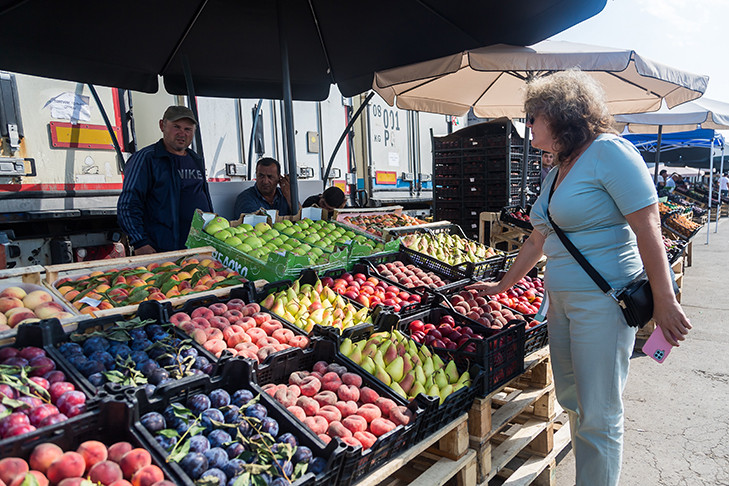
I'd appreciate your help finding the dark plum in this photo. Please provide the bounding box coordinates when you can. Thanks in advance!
[67,354,88,370]
[187,394,211,414]
[140,411,166,432]
[88,373,105,387]
[129,350,149,365]
[79,360,106,377]
[231,389,254,407]
[201,468,228,484]
[145,324,164,338]
[82,336,110,352]
[109,343,132,360]
[192,356,210,371]
[139,360,159,375]
[179,451,208,479]
[88,351,115,369]
[175,419,191,435]
[130,339,152,351]
[237,421,252,437]
[207,429,232,449]
[309,457,326,475]
[144,384,157,397]
[180,347,198,359]
[244,403,267,420]
[204,447,228,469]
[155,434,177,450]
[188,434,210,453]
[162,405,178,423]
[260,417,279,437]
[201,408,225,431]
[4,356,29,367]
[169,337,182,348]
[222,458,246,479]
[277,433,298,448]
[223,405,242,423]
[151,331,170,341]
[292,446,312,464]
[58,342,83,356]
[147,346,166,360]
[209,389,231,408]
[226,442,245,459]
[148,368,170,385]
[129,328,148,341]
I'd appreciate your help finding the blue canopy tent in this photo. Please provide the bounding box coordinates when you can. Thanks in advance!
[623,128,724,169]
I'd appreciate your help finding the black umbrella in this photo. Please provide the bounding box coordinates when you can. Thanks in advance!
[0,0,607,206]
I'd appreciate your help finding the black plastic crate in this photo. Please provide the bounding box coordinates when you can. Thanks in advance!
[0,323,105,447]
[500,205,533,230]
[130,358,345,486]
[398,307,523,397]
[40,303,222,399]
[0,398,181,484]
[250,339,426,486]
[524,321,549,356]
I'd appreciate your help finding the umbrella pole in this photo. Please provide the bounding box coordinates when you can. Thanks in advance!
[521,125,530,207]
[654,125,663,184]
[182,54,204,160]
[716,145,725,233]
[706,137,715,244]
[278,0,299,212]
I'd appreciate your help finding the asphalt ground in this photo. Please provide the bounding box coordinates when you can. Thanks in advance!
[554,217,729,485]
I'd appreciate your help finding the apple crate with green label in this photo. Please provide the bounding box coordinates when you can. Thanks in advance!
[186,210,348,283]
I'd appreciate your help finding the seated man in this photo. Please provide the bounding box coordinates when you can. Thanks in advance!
[302,186,347,211]
[234,158,292,216]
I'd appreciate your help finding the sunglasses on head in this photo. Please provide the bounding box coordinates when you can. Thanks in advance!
[528,115,535,124]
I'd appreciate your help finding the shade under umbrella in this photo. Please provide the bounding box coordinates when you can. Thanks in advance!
[373,40,709,117]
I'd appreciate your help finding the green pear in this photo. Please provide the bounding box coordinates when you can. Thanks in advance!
[375,364,391,386]
[402,357,413,376]
[453,383,466,393]
[373,350,386,369]
[433,354,445,370]
[409,382,426,399]
[434,369,449,390]
[419,345,432,359]
[385,356,404,382]
[456,371,471,387]
[415,365,426,386]
[389,381,407,398]
[439,384,454,404]
[445,360,459,384]
[407,340,419,356]
[396,343,407,357]
[361,356,376,374]
[425,376,434,390]
[422,356,434,377]
[383,343,398,366]
[362,342,378,359]
[271,299,285,316]
[400,371,415,394]
[426,383,440,398]
[262,294,275,309]
[350,346,363,364]
[340,338,354,357]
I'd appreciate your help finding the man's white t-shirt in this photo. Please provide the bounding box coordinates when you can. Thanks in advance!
[719,176,729,191]
[665,178,676,192]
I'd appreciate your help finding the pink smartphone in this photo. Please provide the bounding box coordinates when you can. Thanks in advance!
[642,326,674,363]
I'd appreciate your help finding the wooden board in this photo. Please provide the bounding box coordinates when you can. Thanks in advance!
[0,265,44,285]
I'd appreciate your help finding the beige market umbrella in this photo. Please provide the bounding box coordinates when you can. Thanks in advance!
[373,40,709,117]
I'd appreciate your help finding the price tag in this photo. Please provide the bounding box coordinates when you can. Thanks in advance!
[79,296,102,307]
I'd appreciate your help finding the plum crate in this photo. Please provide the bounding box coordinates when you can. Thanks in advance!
[524,321,549,356]
[130,358,345,486]
[251,339,427,486]
[247,272,377,341]
[162,285,313,366]
[0,323,105,449]
[0,396,181,485]
[359,249,472,296]
[39,301,223,399]
[499,205,533,230]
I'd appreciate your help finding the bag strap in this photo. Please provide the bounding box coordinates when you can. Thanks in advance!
[546,172,613,295]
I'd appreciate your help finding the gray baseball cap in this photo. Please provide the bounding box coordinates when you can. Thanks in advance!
[163,105,198,124]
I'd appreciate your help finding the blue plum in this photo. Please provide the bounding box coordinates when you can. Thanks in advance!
[140,411,166,432]
[277,433,298,448]
[204,447,229,469]
[209,389,231,408]
[292,446,312,464]
[260,417,279,437]
[244,403,267,420]
[231,389,254,407]
[188,434,211,453]
[180,452,208,479]
[222,458,246,479]
[201,468,227,484]
[207,429,232,449]
[188,394,211,414]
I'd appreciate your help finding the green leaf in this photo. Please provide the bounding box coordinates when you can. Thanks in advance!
[233,472,251,486]
[160,280,179,294]
[2,395,30,410]
[102,370,126,384]
[195,477,220,486]
[158,428,180,438]
[210,277,246,290]
[188,425,206,437]
[180,263,199,274]
[20,473,40,486]
[168,437,191,463]
[293,461,309,480]
[122,287,151,305]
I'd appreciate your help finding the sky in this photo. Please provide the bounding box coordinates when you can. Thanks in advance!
[551,0,729,102]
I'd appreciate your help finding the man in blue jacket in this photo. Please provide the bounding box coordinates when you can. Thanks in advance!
[117,106,213,255]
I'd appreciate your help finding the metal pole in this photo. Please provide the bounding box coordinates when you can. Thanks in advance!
[323,92,374,182]
[248,99,263,179]
[706,137,714,244]
[716,143,725,233]
[278,0,298,212]
[87,84,125,172]
[181,54,204,160]
[520,125,530,207]
[654,125,663,184]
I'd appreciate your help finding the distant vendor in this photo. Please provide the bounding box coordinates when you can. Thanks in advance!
[233,158,292,216]
[302,186,347,211]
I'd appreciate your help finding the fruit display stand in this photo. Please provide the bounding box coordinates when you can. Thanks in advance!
[468,347,569,486]
[333,206,449,243]
[0,264,45,284]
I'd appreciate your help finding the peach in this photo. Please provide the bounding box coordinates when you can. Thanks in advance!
[260,320,282,335]
[337,384,360,403]
[203,328,223,341]
[256,345,278,362]
[190,317,210,329]
[354,431,378,449]
[203,339,226,356]
[119,449,151,479]
[326,421,352,439]
[359,387,379,404]
[169,312,191,326]
[313,390,337,407]
[357,404,382,423]
[317,405,342,423]
[287,405,306,421]
[274,388,299,408]
[288,335,309,348]
[89,460,123,485]
[0,297,23,314]
[222,325,244,341]
[237,317,256,331]
[256,336,279,348]
[208,316,229,330]
[29,443,63,473]
[131,465,164,486]
[76,441,108,472]
[298,377,322,397]
[245,327,267,343]
[0,457,29,484]
[179,322,196,334]
[296,396,320,416]
[0,313,6,327]
[10,470,48,486]
[312,361,329,375]
[222,309,244,323]
[303,416,328,435]
[271,328,294,344]
[374,397,397,417]
[53,312,74,320]
[317,433,331,444]
[56,479,87,486]
[389,406,414,426]
[341,373,363,388]
[46,452,85,484]
[369,418,397,437]
[191,307,214,320]
[208,303,228,316]
[321,372,342,392]
[226,298,246,311]
[34,302,65,319]
[334,400,359,418]
[342,415,368,434]
[191,329,207,345]
[22,291,53,311]
[252,312,270,325]
[8,310,37,328]
[0,287,26,300]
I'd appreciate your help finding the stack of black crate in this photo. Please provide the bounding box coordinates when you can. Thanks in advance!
[432,119,541,240]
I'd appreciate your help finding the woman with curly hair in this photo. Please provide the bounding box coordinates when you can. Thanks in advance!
[469,69,691,485]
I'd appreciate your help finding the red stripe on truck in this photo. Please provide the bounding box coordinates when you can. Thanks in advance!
[0,183,124,192]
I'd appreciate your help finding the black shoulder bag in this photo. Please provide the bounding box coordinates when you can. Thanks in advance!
[546,172,656,328]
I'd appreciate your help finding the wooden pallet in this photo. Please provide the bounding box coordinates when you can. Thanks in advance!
[479,213,530,251]
[354,414,477,486]
[465,348,568,485]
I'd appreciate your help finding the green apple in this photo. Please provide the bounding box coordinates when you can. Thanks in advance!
[254,222,271,234]
[213,229,232,240]
[282,227,296,236]
[265,229,280,239]
[303,235,319,245]
[282,219,294,227]
[243,236,263,249]
[239,223,254,232]
[270,237,285,246]
[272,222,287,231]
[260,232,276,242]
[211,216,230,228]
[204,222,225,235]
[224,236,243,246]
[236,243,253,252]
[292,231,306,240]
[298,243,312,253]
[310,247,324,257]
[297,219,311,229]
[288,238,301,248]
[264,242,278,251]
[280,243,294,251]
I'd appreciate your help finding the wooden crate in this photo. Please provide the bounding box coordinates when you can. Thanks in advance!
[353,414,477,486]
[0,265,44,285]
[479,213,530,251]
[466,348,569,485]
